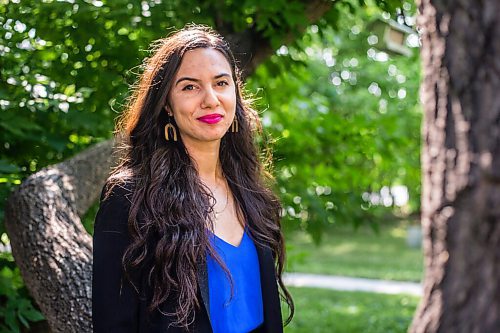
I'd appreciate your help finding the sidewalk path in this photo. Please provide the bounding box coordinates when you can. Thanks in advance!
[284,273,422,297]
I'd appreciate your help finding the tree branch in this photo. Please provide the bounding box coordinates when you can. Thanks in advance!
[218,0,335,78]
[5,140,115,333]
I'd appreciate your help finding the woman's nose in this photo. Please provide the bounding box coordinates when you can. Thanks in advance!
[201,87,220,109]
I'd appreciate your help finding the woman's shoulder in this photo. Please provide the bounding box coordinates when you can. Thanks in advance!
[94,177,136,232]
[100,178,135,206]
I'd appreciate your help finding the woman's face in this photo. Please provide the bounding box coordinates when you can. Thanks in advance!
[168,48,237,148]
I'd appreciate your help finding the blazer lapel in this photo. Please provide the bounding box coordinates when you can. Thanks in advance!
[196,260,212,329]
[256,244,283,333]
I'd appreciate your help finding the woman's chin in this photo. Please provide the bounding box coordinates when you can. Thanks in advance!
[181,132,228,145]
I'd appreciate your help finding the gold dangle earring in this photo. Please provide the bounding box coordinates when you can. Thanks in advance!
[230,117,238,133]
[164,106,178,142]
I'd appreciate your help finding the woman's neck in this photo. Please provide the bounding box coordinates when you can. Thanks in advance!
[184,140,223,186]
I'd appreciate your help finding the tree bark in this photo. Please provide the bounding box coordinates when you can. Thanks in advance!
[410,0,500,332]
[5,140,115,333]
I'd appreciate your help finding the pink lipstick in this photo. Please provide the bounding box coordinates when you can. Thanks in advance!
[197,114,223,124]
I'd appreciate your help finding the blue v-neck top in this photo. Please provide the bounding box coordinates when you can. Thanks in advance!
[206,229,264,333]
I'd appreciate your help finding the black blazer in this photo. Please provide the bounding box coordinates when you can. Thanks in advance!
[92,183,283,332]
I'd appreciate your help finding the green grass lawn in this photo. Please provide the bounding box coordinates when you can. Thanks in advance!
[285,220,423,282]
[283,287,419,333]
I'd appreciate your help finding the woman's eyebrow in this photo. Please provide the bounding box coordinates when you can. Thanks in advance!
[175,73,231,86]
[175,76,199,86]
[214,73,231,79]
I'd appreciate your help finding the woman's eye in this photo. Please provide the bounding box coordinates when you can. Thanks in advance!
[217,80,229,86]
[182,84,196,91]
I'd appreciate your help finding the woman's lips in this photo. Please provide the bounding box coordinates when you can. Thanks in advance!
[197,114,223,124]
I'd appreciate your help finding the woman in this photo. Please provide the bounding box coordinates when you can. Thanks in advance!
[92,25,293,333]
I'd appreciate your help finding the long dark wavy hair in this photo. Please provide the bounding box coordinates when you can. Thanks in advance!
[106,24,293,329]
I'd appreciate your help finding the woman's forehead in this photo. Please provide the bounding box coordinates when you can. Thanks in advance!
[176,48,232,78]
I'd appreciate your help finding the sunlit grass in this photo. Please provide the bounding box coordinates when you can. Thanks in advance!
[285,220,423,282]
[283,287,419,333]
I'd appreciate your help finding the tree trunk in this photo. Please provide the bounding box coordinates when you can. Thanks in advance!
[221,0,334,78]
[5,140,115,333]
[410,0,500,332]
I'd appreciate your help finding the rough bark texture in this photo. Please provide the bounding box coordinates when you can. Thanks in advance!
[5,140,115,333]
[410,0,500,332]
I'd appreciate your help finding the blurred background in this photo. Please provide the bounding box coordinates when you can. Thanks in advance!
[0,0,422,332]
